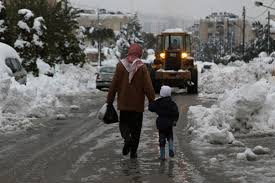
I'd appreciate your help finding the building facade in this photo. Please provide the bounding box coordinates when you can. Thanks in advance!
[196,12,254,48]
[77,10,130,32]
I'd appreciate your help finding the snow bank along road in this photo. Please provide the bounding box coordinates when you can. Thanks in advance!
[0,91,274,183]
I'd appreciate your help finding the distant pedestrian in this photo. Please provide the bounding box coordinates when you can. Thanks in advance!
[149,85,179,160]
[107,43,155,159]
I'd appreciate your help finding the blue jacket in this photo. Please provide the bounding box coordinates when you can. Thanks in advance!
[148,97,179,130]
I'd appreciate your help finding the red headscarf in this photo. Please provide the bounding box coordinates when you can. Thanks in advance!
[121,43,144,83]
[126,43,143,63]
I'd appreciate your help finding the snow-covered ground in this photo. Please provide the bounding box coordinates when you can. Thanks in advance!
[189,53,275,145]
[0,60,98,133]
[0,45,157,134]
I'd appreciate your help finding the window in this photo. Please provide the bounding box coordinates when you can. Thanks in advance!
[165,35,183,49]
[100,67,115,73]
[185,35,191,53]
[5,58,22,73]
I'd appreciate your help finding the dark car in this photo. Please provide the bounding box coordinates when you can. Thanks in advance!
[96,66,116,90]
[0,42,27,84]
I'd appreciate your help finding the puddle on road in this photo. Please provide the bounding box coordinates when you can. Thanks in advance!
[72,112,204,183]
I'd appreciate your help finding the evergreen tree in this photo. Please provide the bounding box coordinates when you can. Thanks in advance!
[115,13,144,58]
[14,9,39,76]
[5,0,85,66]
[47,0,85,66]
[0,1,7,42]
[142,32,156,50]
[116,25,130,58]
[234,21,275,62]
[127,13,143,44]
[32,16,47,60]
[195,36,225,63]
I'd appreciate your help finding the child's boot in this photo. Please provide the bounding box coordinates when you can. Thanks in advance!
[159,146,166,160]
[168,139,174,158]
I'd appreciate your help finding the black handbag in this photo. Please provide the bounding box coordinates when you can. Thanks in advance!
[103,104,119,124]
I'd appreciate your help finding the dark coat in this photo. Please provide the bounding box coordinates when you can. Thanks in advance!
[107,44,155,112]
[148,97,179,130]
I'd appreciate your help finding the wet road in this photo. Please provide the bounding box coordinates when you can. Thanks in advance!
[0,91,274,183]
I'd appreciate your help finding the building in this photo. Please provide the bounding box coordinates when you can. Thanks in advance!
[140,14,192,34]
[196,12,254,48]
[76,9,130,32]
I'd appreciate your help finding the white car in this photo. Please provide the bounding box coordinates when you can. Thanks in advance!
[0,42,27,84]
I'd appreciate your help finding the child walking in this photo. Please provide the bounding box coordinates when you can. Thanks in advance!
[149,85,179,160]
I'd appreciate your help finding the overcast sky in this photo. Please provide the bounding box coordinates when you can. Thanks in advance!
[71,0,275,20]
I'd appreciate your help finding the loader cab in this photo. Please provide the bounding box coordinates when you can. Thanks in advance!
[155,31,193,71]
[156,33,191,52]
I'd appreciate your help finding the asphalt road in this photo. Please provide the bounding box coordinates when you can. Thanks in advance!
[0,91,274,183]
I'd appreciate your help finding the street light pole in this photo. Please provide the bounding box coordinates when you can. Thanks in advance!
[242,6,246,58]
[255,1,275,10]
[97,8,101,67]
[268,11,271,54]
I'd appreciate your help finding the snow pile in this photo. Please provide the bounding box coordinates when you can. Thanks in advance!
[253,146,270,155]
[188,54,275,144]
[188,79,275,143]
[143,49,155,64]
[36,59,52,75]
[199,56,274,97]
[0,62,97,132]
[101,47,119,66]
[237,148,258,161]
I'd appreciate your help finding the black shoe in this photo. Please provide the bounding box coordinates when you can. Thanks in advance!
[122,143,130,156]
[169,150,174,158]
[130,151,137,159]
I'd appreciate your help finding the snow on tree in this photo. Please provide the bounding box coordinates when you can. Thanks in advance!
[32,17,46,48]
[14,9,39,76]
[232,21,275,62]
[14,9,34,49]
[32,16,47,60]
[195,36,225,63]
[76,26,86,50]
[0,1,7,42]
[127,13,143,44]
[115,13,144,58]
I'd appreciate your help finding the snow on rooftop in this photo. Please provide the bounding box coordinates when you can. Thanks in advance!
[84,47,98,54]
[79,13,130,19]
[162,28,185,33]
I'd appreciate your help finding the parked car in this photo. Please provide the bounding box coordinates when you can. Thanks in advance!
[96,66,116,90]
[0,42,27,84]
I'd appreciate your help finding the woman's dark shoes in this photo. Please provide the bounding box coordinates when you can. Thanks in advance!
[122,143,130,155]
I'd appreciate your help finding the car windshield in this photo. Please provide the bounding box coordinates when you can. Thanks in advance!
[5,58,22,73]
[100,67,115,73]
